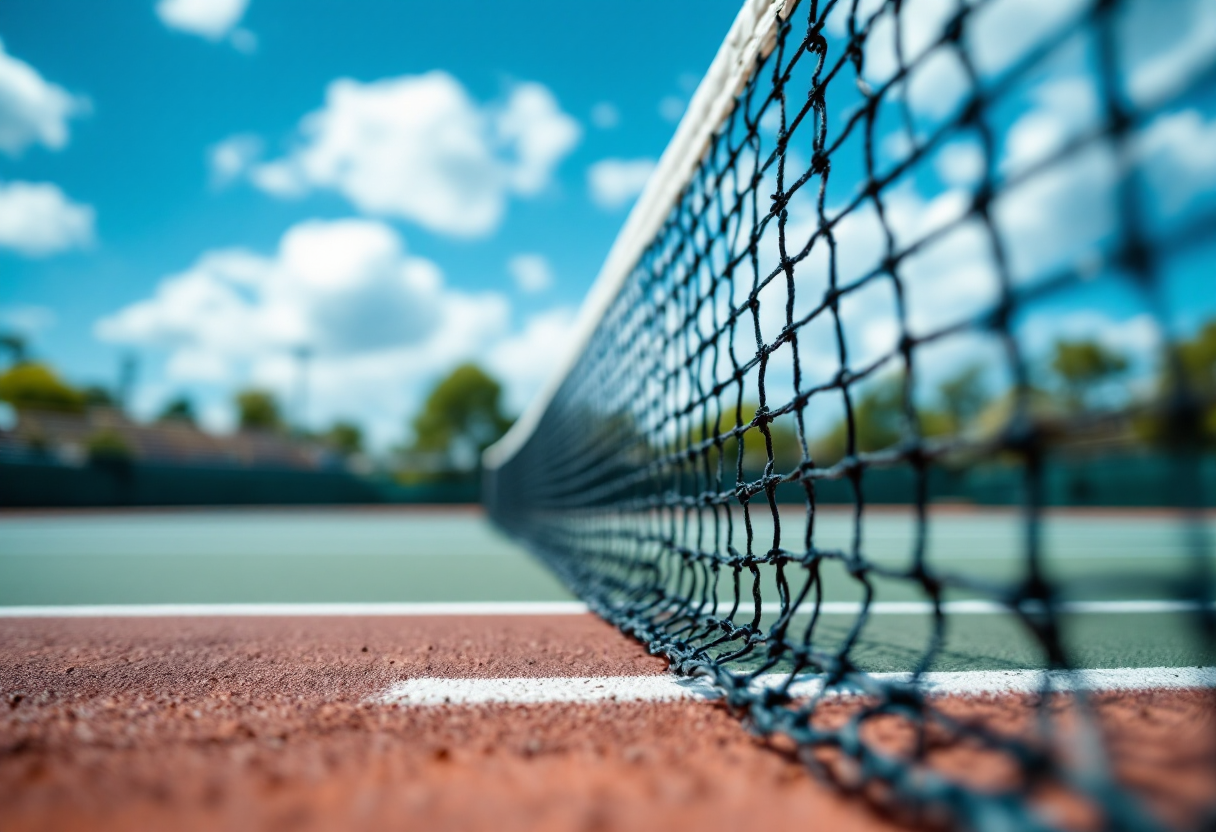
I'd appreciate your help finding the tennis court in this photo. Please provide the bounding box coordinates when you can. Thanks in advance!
[1,507,1213,830]
[2,507,1213,675]
[5,0,1216,827]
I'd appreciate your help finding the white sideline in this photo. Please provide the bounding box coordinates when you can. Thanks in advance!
[1,599,1209,618]
[373,666,1216,706]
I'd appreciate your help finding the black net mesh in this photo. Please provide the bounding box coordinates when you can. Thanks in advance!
[486,0,1216,828]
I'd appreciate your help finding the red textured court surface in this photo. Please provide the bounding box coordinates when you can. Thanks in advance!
[2,614,1213,831]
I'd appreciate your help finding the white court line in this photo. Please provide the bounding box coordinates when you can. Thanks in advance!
[1,599,1209,618]
[0,601,591,618]
[373,666,1216,706]
[769,599,1215,615]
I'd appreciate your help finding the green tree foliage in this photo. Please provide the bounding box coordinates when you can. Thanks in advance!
[0,362,85,413]
[711,401,804,477]
[83,385,116,407]
[1178,321,1216,393]
[0,333,27,363]
[937,364,989,434]
[812,374,906,465]
[325,421,363,455]
[411,364,512,467]
[158,396,196,424]
[1050,339,1128,409]
[86,429,133,465]
[1168,321,1216,441]
[235,389,282,431]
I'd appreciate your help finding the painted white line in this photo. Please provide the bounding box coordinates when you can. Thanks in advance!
[373,666,1216,707]
[0,601,590,618]
[375,674,721,706]
[2,599,1209,618]
[759,599,1215,615]
[777,666,1216,699]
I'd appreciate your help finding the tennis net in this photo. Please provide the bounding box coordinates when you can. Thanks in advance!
[484,0,1216,828]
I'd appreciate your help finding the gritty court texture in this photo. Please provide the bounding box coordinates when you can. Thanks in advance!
[2,507,1214,831]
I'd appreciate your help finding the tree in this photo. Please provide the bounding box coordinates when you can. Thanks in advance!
[325,421,363,456]
[1158,320,1216,443]
[0,333,27,364]
[812,374,905,464]
[158,396,196,424]
[937,364,989,434]
[83,385,116,408]
[0,362,85,413]
[1177,320,1216,395]
[235,389,281,431]
[410,364,512,470]
[713,401,803,477]
[86,429,133,465]
[1050,339,1128,409]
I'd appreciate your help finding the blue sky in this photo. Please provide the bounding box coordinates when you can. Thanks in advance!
[1,0,1214,449]
[0,0,742,441]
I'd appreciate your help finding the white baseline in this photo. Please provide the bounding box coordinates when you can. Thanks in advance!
[373,666,1216,706]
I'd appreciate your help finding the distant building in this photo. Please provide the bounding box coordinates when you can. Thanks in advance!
[0,406,339,471]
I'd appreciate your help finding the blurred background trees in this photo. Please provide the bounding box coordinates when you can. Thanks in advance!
[0,362,86,413]
[235,389,282,432]
[1050,339,1129,411]
[404,363,513,478]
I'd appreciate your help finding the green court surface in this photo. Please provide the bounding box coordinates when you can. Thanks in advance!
[1,507,1212,674]
[0,509,574,605]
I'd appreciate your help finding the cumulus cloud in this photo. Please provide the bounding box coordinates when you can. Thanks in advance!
[95,218,574,447]
[1124,0,1216,106]
[97,218,457,357]
[1136,108,1216,215]
[587,158,656,210]
[825,0,1087,124]
[0,39,89,157]
[0,181,95,257]
[488,307,578,414]
[246,73,581,237]
[508,254,554,293]
[156,0,255,49]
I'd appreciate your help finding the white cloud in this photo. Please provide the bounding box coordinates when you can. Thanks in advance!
[488,307,578,414]
[934,140,985,188]
[247,73,581,237]
[0,181,95,257]
[0,39,89,157]
[1020,310,1160,359]
[508,254,554,293]
[156,0,250,42]
[97,218,455,357]
[591,102,619,129]
[207,133,263,187]
[826,0,1086,122]
[1136,108,1216,214]
[1000,76,1099,176]
[587,158,656,210]
[94,217,573,448]
[1125,0,1216,106]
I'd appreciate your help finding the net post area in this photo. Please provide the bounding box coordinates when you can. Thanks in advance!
[484,0,1216,829]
